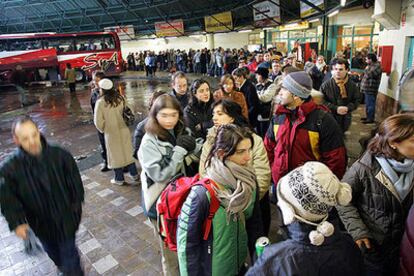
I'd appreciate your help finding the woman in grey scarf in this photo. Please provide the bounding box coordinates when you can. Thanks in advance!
[337,113,414,276]
[177,124,263,276]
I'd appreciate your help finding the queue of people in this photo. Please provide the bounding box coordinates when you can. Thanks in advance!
[1,47,413,276]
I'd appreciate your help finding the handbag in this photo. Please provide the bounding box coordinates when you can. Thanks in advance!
[122,98,135,126]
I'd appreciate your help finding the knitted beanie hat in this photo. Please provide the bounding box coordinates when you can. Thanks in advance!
[282,71,313,99]
[255,67,269,79]
[277,161,352,246]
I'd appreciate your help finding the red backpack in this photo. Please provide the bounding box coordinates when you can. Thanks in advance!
[156,174,220,252]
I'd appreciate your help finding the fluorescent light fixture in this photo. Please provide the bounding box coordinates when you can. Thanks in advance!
[309,18,320,23]
[328,10,340,17]
[340,0,347,6]
[263,27,273,31]
[238,29,252,33]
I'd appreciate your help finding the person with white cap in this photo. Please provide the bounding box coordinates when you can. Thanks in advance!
[94,78,139,185]
[246,162,364,276]
[264,71,347,193]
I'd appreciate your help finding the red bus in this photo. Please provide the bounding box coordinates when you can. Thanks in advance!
[0,31,124,83]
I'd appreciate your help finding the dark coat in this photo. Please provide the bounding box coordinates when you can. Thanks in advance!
[247,220,364,276]
[0,138,84,242]
[399,205,414,276]
[337,151,414,275]
[169,89,189,107]
[320,77,360,132]
[133,117,148,159]
[184,98,214,139]
[361,62,382,94]
[239,79,260,128]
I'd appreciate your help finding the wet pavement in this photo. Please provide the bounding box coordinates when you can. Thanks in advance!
[0,71,375,275]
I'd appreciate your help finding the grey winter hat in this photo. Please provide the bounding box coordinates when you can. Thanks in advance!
[282,71,313,99]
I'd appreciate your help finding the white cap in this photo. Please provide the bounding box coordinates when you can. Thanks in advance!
[311,89,324,98]
[98,78,113,90]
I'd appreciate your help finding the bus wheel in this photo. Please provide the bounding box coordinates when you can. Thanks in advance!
[75,70,86,82]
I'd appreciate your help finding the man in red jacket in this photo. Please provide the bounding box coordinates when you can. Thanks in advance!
[264,71,347,187]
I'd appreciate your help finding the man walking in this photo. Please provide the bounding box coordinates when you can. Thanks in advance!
[264,71,347,187]
[320,58,360,133]
[361,53,382,124]
[64,63,76,93]
[0,117,85,275]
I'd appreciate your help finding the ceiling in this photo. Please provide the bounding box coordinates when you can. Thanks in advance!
[0,0,364,36]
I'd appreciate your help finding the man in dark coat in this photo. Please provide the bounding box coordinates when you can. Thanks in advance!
[232,67,260,129]
[320,58,360,133]
[360,53,382,124]
[169,71,189,107]
[0,117,84,275]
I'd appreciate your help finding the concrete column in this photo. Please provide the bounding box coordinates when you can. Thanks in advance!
[208,33,215,49]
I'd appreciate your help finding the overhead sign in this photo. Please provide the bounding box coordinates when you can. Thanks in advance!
[155,19,184,37]
[253,0,281,27]
[279,21,309,31]
[104,25,135,40]
[204,11,233,33]
[300,0,324,18]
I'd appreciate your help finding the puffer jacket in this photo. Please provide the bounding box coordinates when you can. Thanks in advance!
[199,127,271,199]
[399,205,414,276]
[246,219,364,276]
[0,137,84,243]
[337,151,414,275]
[264,100,347,186]
[213,89,249,120]
[138,129,203,219]
[361,62,382,94]
[177,183,263,276]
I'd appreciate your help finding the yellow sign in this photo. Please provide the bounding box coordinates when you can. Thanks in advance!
[300,0,324,18]
[204,11,233,33]
[279,21,309,31]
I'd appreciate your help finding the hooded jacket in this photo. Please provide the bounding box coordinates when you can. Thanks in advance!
[0,137,84,242]
[184,97,214,139]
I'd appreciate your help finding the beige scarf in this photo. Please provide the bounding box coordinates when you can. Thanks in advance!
[206,157,257,222]
[334,75,349,99]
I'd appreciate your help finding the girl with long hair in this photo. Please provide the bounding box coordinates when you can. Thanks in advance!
[94,78,138,185]
[177,124,263,275]
[138,94,202,276]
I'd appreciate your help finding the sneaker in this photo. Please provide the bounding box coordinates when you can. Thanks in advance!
[127,173,140,186]
[110,179,126,186]
[100,164,110,172]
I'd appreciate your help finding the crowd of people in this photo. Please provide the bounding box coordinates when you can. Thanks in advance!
[1,46,414,276]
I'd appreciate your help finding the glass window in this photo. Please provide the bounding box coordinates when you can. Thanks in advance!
[342,26,353,36]
[248,33,261,45]
[45,37,75,53]
[306,28,317,37]
[290,31,304,38]
[0,40,8,51]
[373,22,380,34]
[280,31,288,38]
[354,25,372,35]
[6,39,43,51]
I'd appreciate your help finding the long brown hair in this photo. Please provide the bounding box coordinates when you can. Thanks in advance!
[220,74,236,93]
[145,94,185,141]
[368,113,414,160]
[102,87,123,107]
[205,124,254,168]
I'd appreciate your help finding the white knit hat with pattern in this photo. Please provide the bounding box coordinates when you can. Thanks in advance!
[277,161,352,246]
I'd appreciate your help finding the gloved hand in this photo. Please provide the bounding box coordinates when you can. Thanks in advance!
[176,135,196,152]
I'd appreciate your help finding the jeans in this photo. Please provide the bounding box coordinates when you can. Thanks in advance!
[68,83,76,93]
[365,93,377,121]
[114,163,138,182]
[40,238,83,276]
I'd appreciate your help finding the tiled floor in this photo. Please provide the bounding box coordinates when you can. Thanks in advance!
[0,91,376,275]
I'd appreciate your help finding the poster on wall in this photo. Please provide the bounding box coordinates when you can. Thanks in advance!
[155,19,184,37]
[205,11,233,33]
[253,0,281,27]
[104,25,135,40]
[300,0,324,18]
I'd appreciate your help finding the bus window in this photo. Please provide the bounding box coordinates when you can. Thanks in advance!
[46,37,74,53]
[0,40,7,51]
[7,39,42,51]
